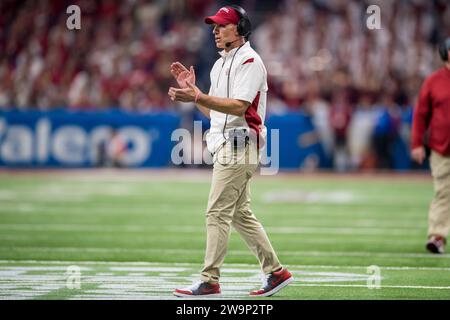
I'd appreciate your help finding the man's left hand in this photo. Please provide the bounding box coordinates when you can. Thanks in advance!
[168,81,202,103]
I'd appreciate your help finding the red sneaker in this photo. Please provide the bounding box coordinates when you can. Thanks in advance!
[173,281,221,297]
[426,235,446,254]
[250,268,293,297]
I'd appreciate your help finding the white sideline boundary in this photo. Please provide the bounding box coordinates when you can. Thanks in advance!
[290,284,450,290]
[1,260,450,300]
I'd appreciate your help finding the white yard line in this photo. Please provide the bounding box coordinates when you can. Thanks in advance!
[0,234,429,245]
[1,260,450,271]
[0,223,426,235]
[167,225,424,235]
[1,247,448,259]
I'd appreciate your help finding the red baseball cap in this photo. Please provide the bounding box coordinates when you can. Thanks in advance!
[204,6,239,25]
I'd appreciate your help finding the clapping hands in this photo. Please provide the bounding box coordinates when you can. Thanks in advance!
[168,62,202,103]
[170,62,196,89]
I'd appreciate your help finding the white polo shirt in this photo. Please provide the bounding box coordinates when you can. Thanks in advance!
[206,41,268,154]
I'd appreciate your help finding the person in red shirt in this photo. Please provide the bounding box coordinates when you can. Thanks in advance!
[411,38,450,254]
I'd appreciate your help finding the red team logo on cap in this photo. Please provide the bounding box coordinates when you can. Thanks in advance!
[204,6,240,25]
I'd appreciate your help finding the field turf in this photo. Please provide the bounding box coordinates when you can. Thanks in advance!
[0,170,449,300]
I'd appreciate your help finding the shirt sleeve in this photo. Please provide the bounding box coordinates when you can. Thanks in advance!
[411,78,431,149]
[232,58,265,103]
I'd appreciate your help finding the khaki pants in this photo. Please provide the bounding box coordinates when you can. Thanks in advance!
[428,151,450,238]
[200,142,282,284]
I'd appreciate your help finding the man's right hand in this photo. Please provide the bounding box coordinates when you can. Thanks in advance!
[411,146,426,164]
[170,62,196,89]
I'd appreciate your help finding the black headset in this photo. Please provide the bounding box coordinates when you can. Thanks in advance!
[438,37,450,62]
[229,5,252,40]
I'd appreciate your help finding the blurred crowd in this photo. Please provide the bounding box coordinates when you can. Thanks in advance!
[0,0,213,111]
[254,0,449,170]
[0,0,449,170]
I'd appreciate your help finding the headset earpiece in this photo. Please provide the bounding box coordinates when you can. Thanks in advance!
[229,5,252,39]
[438,38,450,62]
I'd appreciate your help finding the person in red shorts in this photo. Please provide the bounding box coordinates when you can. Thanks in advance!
[411,38,450,254]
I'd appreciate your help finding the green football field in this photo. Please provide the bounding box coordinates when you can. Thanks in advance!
[0,170,449,300]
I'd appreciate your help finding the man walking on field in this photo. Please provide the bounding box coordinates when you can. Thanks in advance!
[411,38,450,254]
[168,5,293,297]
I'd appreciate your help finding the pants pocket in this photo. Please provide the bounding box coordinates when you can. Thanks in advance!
[430,151,450,180]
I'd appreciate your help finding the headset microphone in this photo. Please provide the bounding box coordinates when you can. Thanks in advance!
[225,39,240,48]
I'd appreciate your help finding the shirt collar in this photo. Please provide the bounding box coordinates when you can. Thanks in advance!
[219,41,250,59]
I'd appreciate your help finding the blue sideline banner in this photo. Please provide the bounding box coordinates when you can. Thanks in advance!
[265,112,330,169]
[0,110,180,167]
[0,110,327,169]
